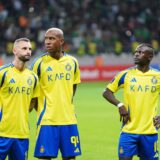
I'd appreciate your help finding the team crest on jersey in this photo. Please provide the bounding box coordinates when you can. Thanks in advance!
[151,76,158,84]
[27,77,32,86]
[65,63,72,71]
[40,145,45,153]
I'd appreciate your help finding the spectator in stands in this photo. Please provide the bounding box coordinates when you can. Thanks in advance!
[0,0,160,56]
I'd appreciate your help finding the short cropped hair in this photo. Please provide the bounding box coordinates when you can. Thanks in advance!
[46,28,64,39]
[13,38,30,48]
[139,43,154,55]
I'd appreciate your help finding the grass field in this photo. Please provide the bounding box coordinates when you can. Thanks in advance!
[28,82,159,160]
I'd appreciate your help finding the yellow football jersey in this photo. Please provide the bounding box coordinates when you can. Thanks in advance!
[31,53,81,125]
[0,63,39,138]
[107,66,160,134]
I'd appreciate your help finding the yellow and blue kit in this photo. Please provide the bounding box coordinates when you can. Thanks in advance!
[31,53,81,158]
[107,66,160,159]
[0,63,39,160]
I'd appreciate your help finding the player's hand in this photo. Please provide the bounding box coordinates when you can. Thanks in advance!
[118,106,131,124]
[153,115,160,129]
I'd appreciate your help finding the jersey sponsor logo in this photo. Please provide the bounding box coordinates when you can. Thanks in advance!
[9,78,15,83]
[46,66,52,72]
[48,74,53,81]
[151,76,158,84]
[47,73,71,81]
[8,86,31,95]
[55,73,71,80]
[130,78,137,82]
[65,63,72,71]
[130,85,156,92]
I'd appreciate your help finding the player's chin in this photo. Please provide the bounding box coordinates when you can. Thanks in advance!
[25,58,30,62]
[134,60,139,64]
[20,57,30,62]
[47,49,54,53]
[134,62,138,65]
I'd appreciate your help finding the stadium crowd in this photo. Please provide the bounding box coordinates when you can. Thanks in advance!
[0,0,160,56]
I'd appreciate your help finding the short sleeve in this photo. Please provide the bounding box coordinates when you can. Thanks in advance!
[30,58,42,78]
[32,74,40,98]
[73,59,81,84]
[107,71,128,93]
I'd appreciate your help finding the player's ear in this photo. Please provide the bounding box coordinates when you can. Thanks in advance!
[60,38,64,45]
[12,47,17,55]
[148,53,153,61]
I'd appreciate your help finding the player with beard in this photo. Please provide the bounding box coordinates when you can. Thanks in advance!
[0,38,39,160]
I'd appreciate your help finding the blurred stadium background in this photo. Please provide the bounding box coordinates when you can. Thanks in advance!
[0,0,160,159]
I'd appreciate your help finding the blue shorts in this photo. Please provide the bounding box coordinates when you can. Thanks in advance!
[34,125,81,158]
[0,137,29,160]
[118,132,159,159]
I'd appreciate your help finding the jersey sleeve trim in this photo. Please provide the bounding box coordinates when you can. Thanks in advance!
[118,72,128,87]
[37,61,42,78]
[72,59,77,74]
[32,74,37,89]
[0,71,8,87]
[0,63,12,71]
[30,53,46,70]
[0,108,2,122]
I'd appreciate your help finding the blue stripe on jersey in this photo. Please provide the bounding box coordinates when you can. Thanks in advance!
[37,61,42,78]
[37,98,46,126]
[0,63,12,71]
[0,108,2,121]
[30,53,47,70]
[72,59,77,74]
[0,71,8,87]
[32,74,37,89]
[118,72,127,87]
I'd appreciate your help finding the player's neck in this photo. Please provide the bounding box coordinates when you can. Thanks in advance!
[49,51,64,60]
[12,59,26,71]
[137,65,150,73]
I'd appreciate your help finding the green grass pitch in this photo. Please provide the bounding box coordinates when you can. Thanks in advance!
[28,82,159,160]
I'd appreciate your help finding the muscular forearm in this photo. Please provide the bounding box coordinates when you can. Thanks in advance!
[103,88,120,106]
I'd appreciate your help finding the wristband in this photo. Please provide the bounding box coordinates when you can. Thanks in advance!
[117,102,124,108]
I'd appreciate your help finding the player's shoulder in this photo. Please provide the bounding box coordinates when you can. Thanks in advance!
[118,66,136,75]
[150,67,160,75]
[0,63,13,72]
[30,53,47,69]
[64,52,78,61]
[33,53,47,62]
[112,66,136,82]
[125,66,137,72]
[64,52,79,63]
[26,68,39,78]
